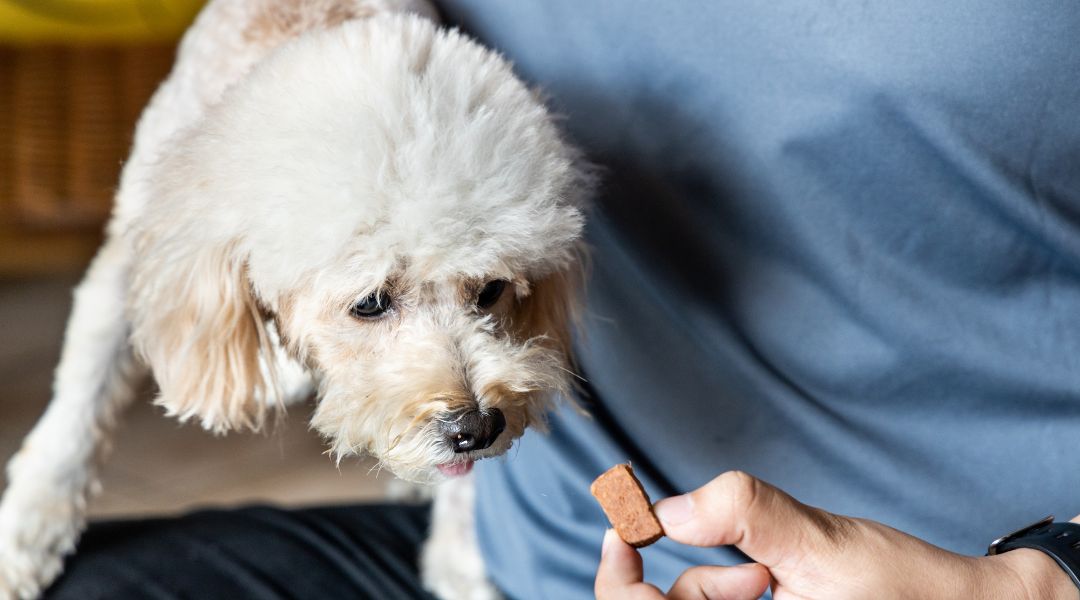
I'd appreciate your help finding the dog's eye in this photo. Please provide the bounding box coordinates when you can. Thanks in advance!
[476,280,507,309]
[350,291,391,319]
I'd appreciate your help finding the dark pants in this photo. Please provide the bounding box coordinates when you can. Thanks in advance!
[44,503,437,600]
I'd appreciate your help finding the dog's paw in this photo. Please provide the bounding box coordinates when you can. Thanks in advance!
[0,489,79,600]
[421,516,501,600]
[0,543,61,600]
[422,561,502,600]
[422,475,502,600]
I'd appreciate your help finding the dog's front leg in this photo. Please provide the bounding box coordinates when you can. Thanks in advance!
[0,235,143,600]
[422,473,502,600]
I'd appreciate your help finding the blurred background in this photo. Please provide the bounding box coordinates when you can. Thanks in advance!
[0,0,388,518]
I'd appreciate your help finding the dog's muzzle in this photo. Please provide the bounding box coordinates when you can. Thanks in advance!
[438,409,506,453]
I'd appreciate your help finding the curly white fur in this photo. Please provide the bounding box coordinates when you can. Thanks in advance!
[0,1,589,598]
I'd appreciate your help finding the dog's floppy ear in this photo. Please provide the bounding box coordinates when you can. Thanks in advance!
[128,239,280,433]
[513,246,588,365]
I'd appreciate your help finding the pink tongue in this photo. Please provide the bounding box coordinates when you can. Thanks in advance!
[437,460,474,477]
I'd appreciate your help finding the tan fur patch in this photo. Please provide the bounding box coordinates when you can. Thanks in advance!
[510,253,587,362]
[244,0,375,48]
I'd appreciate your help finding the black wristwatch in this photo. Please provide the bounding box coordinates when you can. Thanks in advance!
[987,515,1080,590]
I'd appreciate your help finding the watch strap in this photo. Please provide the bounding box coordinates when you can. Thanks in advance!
[987,517,1080,590]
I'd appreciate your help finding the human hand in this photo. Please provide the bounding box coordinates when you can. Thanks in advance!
[595,471,1079,600]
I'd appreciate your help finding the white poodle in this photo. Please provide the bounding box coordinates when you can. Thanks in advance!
[0,1,591,598]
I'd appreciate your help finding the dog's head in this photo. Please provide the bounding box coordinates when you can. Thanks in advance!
[126,15,591,482]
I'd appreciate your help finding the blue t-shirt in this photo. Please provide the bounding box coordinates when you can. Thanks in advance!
[438,1,1080,597]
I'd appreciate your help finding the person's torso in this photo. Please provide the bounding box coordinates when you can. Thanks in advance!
[436,2,1080,597]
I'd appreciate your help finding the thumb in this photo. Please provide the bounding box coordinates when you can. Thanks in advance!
[654,471,854,569]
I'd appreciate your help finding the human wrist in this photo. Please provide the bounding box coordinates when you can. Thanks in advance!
[984,548,1079,600]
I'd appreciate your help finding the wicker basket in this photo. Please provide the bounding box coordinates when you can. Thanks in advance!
[0,43,174,232]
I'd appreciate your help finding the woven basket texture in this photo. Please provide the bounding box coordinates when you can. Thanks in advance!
[1,44,174,231]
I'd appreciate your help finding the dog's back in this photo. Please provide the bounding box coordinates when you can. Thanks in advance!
[115,0,438,230]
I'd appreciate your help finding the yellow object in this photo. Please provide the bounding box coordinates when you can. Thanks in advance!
[0,0,205,44]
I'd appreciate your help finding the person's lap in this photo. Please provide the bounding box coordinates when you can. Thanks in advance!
[44,503,436,600]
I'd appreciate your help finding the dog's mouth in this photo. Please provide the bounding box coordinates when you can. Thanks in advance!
[436,460,474,477]
[432,433,514,479]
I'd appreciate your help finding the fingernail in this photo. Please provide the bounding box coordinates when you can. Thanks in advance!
[654,493,694,525]
[601,528,617,558]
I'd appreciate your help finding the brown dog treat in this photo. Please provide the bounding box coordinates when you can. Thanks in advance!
[590,463,665,548]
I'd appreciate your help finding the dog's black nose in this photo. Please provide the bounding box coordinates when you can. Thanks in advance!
[439,409,505,453]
